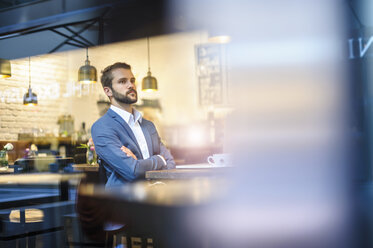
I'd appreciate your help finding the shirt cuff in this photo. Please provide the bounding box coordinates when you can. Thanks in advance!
[157,155,167,166]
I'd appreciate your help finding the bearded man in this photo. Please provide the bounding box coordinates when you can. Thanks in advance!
[91,62,175,188]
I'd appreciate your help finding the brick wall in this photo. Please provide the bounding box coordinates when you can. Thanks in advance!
[0,53,69,140]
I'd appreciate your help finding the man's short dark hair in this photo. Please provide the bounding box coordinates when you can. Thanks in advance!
[100,62,131,88]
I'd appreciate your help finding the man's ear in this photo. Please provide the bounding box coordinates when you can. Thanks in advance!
[103,87,112,97]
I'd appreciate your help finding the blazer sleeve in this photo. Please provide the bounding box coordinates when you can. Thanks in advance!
[92,122,165,181]
[159,141,176,169]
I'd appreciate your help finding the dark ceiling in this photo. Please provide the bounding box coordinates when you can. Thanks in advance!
[0,0,364,60]
[0,0,195,59]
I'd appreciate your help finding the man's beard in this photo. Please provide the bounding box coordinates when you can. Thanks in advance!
[112,88,137,104]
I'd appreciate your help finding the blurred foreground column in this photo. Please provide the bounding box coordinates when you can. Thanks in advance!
[170,0,357,247]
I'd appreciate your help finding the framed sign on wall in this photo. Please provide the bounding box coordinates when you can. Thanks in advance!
[195,43,225,106]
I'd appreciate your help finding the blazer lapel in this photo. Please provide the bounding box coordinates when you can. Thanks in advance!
[141,122,153,155]
[107,109,142,153]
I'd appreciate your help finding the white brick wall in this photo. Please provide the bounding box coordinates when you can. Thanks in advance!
[0,53,69,140]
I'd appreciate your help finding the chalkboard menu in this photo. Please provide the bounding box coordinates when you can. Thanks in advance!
[195,43,224,106]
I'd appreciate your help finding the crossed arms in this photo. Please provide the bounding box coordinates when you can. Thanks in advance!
[92,124,175,182]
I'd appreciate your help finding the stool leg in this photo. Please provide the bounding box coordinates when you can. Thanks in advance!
[121,235,128,248]
[126,236,132,248]
[27,236,36,248]
[141,237,147,248]
[105,232,113,248]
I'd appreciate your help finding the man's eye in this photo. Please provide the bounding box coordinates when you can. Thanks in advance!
[130,78,136,83]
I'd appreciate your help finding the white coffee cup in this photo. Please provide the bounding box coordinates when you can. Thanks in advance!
[207,153,232,167]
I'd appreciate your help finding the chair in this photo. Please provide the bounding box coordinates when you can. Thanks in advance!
[97,156,108,185]
[73,157,155,248]
[0,201,75,248]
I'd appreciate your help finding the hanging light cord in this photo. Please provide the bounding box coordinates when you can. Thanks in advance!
[147,37,151,72]
[28,57,31,88]
[86,47,89,61]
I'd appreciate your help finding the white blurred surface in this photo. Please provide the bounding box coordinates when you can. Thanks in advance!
[169,0,353,247]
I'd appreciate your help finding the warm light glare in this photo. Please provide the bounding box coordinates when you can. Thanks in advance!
[79,80,96,84]
[142,88,157,92]
[24,103,37,106]
[10,208,44,223]
[208,35,231,44]
[0,74,10,78]
[186,126,207,146]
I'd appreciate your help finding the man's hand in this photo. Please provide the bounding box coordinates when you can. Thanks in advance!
[121,146,137,160]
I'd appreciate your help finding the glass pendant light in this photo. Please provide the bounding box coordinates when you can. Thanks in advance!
[23,57,38,106]
[142,37,158,92]
[0,58,11,78]
[78,47,97,84]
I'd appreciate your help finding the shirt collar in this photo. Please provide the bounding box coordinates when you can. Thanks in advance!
[110,105,142,124]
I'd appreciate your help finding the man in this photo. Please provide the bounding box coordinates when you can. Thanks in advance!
[91,62,175,187]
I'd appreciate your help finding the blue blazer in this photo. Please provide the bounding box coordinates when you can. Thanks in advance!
[91,108,175,187]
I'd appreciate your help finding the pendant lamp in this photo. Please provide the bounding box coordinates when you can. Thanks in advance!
[0,58,11,78]
[23,57,38,106]
[78,47,97,84]
[142,37,158,92]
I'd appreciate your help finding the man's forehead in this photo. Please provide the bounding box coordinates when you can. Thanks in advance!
[111,68,134,78]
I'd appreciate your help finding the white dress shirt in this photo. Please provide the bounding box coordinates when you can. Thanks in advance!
[110,105,150,159]
[110,105,166,164]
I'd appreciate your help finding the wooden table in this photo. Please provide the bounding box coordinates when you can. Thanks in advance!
[0,164,99,174]
[0,168,14,174]
[0,172,84,184]
[72,164,99,172]
[0,173,85,202]
[73,164,232,179]
[77,178,228,247]
[145,164,232,180]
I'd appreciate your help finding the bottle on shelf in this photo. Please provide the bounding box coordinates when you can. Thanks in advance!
[77,122,88,144]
